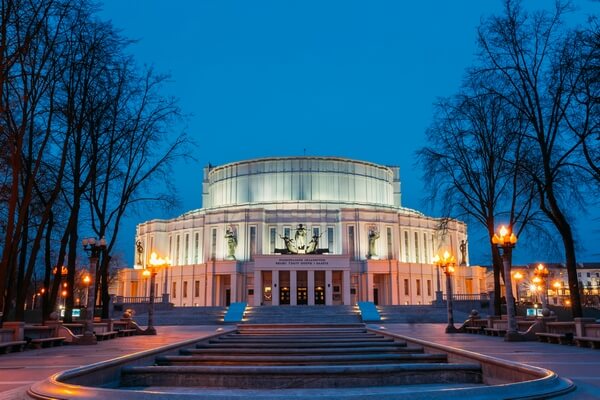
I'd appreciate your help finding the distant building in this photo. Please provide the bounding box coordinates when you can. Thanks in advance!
[115,157,487,307]
[493,262,600,308]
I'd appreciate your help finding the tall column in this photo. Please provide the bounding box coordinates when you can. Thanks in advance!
[367,273,375,302]
[308,270,315,305]
[272,270,280,306]
[343,270,351,305]
[231,273,238,303]
[391,270,399,304]
[254,269,262,306]
[325,270,333,305]
[206,271,214,306]
[290,270,297,306]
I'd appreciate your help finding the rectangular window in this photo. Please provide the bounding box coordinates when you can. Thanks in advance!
[195,233,199,263]
[416,279,421,296]
[387,227,393,259]
[404,232,409,262]
[313,227,320,238]
[404,279,409,296]
[211,228,217,261]
[172,281,177,299]
[194,280,200,297]
[169,236,173,262]
[423,233,428,264]
[185,234,189,264]
[284,227,291,238]
[176,235,181,265]
[270,227,276,253]
[348,226,355,259]
[587,272,591,277]
[427,280,432,296]
[328,227,334,253]
[183,281,188,298]
[414,232,419,263]
[250,226,256,260]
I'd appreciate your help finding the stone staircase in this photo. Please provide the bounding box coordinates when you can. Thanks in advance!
[119,324,483,390]
[377,305,470,323]
[127,306,227,326]
[242,305,362,324]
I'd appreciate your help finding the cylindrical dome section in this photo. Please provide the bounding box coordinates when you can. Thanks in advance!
[203,157,395,208]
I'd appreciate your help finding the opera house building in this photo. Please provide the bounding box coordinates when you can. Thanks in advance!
[116,157,487,307]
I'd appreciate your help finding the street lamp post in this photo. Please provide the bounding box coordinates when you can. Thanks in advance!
[513,271,523,304]
[534,263,549,309]
[433,251,458,333]
[80,237,107,345]
[492,225,522,341]
[144,252,170,335]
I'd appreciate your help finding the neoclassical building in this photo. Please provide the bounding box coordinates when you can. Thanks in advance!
[116,157,487,307]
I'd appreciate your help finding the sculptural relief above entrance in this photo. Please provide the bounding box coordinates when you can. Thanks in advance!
[275,224,329,255]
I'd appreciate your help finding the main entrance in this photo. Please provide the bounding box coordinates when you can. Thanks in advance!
[297,287,308,305]
[252,255,351,306]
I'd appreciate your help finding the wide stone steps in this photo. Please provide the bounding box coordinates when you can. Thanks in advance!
[155,353,448,366]
[242,305,362,324]
[180,345,422,355]
[119,323,483,390]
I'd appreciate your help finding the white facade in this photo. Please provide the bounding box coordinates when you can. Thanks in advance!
[116,157,486,307]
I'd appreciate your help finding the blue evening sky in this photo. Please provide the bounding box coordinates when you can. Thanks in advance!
[98,1,600,267]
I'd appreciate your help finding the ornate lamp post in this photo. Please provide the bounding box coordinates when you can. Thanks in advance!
[80,237,107,345]
[492,225,522,341]
[513,271,523,304]
[534,263,549,309]
[432,251,458,333]
[144,252,170,335]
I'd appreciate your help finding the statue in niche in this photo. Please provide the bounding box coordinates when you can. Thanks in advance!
[305,232,323,254]
[136,239,143,265]
[367,228,380,260]
[294,224,307,250]
[280,234,298,254]
[460,240,467,266]
[225,227,237,260]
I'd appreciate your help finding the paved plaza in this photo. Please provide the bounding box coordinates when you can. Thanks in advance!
[0,323,599,399]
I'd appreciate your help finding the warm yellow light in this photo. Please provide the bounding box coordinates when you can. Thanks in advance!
[553,281,561,289]
[529,284,537,291]
[499,225,508,238]
[565,299,571,306]
[513,271,523,280]
[532,276,541,284]
[148,252,171,268]
[142,269,151,277]
[83,275,91,285]
[447,265,455,274]
[537,264,544,271]
[61,290,68,297]
[432,254,440,263]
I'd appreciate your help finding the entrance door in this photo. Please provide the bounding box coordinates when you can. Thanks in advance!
[297,287,308,305]
[225,289,231,306]
[315,286,325,305]
[280,287,290,305]
[373,288,379,305]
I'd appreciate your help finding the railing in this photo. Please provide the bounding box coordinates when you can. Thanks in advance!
[443,293,489,301]
[115,296,162,304]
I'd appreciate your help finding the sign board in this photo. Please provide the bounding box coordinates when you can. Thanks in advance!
[526,308,543,317]
[253,255,350,270]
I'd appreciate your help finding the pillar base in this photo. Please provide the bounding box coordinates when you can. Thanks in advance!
[445,325,459,334]
[75,332,97,345]
[504,331,525,342]
[143,326,157,335]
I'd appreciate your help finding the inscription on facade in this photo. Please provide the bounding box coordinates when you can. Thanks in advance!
[275,258,330,266]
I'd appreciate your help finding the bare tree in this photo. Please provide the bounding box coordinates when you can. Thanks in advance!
[475,0,599,317]
[86,63,190,318]
[419,85,540,315]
